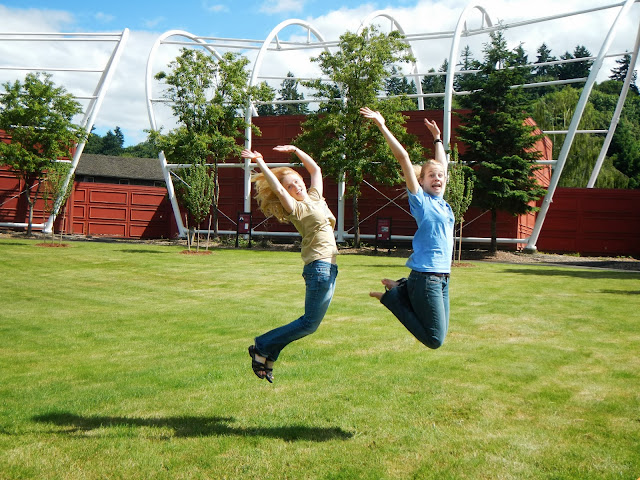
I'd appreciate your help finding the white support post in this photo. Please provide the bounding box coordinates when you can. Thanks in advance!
[587,20,640,187]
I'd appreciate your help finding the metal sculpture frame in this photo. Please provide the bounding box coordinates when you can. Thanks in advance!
[142,0,638,246]
[0,30,130,232]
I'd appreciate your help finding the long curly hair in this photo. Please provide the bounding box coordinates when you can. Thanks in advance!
[252,167,303,223]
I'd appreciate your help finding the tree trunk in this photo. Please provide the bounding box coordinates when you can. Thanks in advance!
[457,218,464,263]
[213,166,219,237]
[490,209,498,254]
[352,195,360,248]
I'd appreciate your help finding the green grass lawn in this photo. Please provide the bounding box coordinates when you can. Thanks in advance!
[0,237,639,479]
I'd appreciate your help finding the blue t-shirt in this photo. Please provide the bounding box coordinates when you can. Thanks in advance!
[406,189,455,274]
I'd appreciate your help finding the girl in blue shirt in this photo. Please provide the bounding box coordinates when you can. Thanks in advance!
[360,107,454,349]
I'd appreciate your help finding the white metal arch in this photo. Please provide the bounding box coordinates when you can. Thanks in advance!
[443,4,493,151]
[358,11,425,110]
[243,19,332,212]
[145,30,225,237]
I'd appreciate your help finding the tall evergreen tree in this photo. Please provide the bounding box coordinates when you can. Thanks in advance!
[276,72,309,115]
[456,30,546,253]
[421,60,447,110]
[609,53,639,94]
[385,66,418,109]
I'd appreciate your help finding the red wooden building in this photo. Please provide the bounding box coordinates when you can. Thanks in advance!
[1,115,639,256]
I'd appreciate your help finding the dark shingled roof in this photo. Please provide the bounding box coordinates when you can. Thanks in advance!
[76,154,164,182]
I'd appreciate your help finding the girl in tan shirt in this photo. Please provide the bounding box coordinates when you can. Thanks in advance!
[241,145,338,383]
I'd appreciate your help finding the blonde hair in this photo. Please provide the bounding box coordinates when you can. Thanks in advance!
[252,167,302,223]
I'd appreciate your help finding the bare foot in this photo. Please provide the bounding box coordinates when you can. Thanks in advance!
[369,291,384,300]
[381,278,399,290]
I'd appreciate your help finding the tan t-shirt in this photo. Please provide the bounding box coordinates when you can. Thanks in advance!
[288,187,338,265]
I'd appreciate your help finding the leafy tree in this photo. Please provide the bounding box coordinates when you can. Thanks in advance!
[456,30,546,253]
[276,72,309,115]
[178,163,215,250]
[454,45,481,98]
[256,83,276,116]
[122,139,159,158]
[0,72,86,235]
[532,86,629,188]
[295,26,423,247]
[443,144,473,263]
[153,48,271,235]
[533,43,558,77]
[101,127,124,156]
[41,161,74,243]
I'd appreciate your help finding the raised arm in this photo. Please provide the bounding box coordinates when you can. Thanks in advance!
[274,145,323,196]
[241,148,295,214]
[360,107,420,195]
[424,118,447,176]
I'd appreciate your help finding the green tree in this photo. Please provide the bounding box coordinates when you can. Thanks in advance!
[532,86,629,188]
[0,72,86,235]
[122,139,159,158]
[385,66,418,109]
[444,144,473,263]
[421,60,447,110]
[256,83,276,116]
[456,30,546,253]
[609,54,639,94]
[557,45,593,82]
[179,163,215,250]
[295,26,422,247]
[153,48,271,235]
[41,161,74,243]
[276,72,309,115]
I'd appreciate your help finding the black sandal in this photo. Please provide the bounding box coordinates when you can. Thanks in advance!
[248,345,273,383]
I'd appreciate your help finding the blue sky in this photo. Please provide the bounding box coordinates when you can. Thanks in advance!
[1,1,638,146]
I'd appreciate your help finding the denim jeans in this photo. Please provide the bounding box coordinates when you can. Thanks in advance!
[380,270,449,349]
[255,260,338,361]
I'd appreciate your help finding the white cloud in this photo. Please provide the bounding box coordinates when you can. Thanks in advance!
[259,0,307,15]
[94,12,116,24]
[143,17,165,29]
[0,1,638,146]
[203,3,229,14]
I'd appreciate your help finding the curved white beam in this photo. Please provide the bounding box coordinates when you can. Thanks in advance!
[244,19,331,213]
[358,10,424,110]
[443,4,493,150]
[145,30,223,131]
[144,30,224,238]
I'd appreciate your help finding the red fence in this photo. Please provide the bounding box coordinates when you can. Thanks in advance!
[537,188,640,256]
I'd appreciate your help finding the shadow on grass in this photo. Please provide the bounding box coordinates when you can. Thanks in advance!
[502,267,640,280]
[32,412,353,442]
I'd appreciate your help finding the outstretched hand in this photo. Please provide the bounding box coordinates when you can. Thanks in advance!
[241,149,263,160]
[273,145,297,153]
[423,118,441,138]
[360,107,385,126]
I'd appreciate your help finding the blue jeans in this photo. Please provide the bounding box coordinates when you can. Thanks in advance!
[380,271,449,349]
[255,260,338,361]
